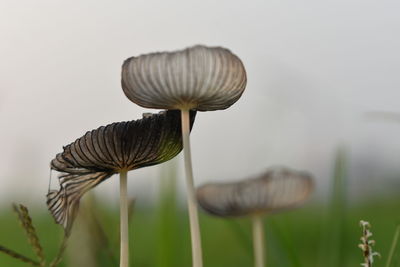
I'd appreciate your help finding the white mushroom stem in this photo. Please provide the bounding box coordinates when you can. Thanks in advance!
[119,170,129,267]
[252,215,266,267]
[181,109,203,267]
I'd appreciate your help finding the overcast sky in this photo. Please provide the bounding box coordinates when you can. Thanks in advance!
[1,0,400,208]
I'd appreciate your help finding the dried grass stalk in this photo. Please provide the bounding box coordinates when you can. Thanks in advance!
[13,204,45,266]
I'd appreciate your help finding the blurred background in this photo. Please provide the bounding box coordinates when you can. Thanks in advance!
[0,0,399,266]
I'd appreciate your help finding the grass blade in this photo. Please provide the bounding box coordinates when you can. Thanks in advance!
[268,218,302,267]
[87,204,119,266]
[223,220,253,257]
[49,234,68,267]
[386,224,400,267]
[156,161,179,267]
[0,245,41,266]
[318,147,348,267]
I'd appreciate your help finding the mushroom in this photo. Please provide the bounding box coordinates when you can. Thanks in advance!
[121,45,247,267]
[196,167,314,267]
[47,110,196,267]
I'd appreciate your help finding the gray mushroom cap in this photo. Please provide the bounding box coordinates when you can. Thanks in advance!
[196,167,314,217]
[47,110,196,234]
[121,45,247,111]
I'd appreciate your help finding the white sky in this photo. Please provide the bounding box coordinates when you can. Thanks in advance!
[1,0,400,208]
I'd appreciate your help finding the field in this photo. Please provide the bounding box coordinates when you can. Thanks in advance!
[0,152,399,267]
[0,195,399,267]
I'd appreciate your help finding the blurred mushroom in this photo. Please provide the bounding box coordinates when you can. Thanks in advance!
[196,167,314,267]
[47,110,195,267]
[121,44,247,267]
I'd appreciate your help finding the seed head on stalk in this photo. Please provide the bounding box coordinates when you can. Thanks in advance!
[359,220,380,267]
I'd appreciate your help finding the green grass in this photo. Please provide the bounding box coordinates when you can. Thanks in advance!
[0,198,399,267]
[1,150,399,267]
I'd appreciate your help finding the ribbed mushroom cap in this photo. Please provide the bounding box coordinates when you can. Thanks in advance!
[196,167,314,217]
[121,45,247,111]
[47,110,196,234]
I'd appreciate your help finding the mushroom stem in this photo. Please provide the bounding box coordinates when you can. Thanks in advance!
[181,109,203,267]
[119,170,129,267]
[252,215,266,267]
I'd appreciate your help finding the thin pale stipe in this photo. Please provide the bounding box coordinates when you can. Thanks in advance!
[252,215,266,267]
[119,171,129,267]
[181,109,203,267]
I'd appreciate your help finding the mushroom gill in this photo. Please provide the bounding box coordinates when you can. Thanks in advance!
[121,45,247,111]
[47,110,196,234]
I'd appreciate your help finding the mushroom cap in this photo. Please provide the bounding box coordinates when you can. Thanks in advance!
[121,45,247,111]
[47,110,196,233]
[196,167,314,217]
